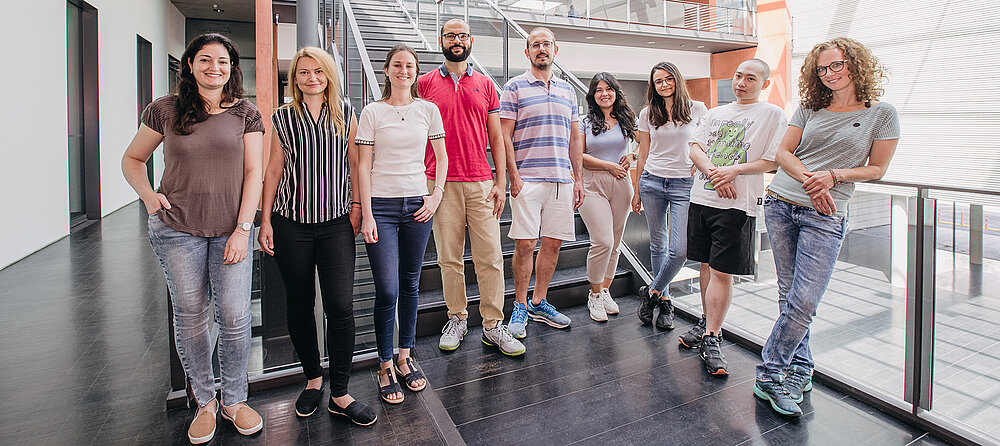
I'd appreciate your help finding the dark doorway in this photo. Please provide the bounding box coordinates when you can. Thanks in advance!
[67,0,101,227]
[137,35,153,188]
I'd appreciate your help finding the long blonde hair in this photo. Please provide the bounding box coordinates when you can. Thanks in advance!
[282,47,346,135]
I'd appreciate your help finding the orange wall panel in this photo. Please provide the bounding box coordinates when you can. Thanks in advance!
[708,0,792,111]
[687,78,711,107]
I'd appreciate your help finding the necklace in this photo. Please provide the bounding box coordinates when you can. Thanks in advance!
[390,102,414,121]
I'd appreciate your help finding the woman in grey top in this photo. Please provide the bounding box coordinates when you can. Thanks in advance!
[576,72,636,323]
[753,37,900,417]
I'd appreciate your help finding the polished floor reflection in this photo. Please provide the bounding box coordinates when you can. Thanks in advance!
[672,223,1000,443]
[0,202,954,444]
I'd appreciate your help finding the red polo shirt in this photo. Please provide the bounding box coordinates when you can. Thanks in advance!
[418,64,500,181]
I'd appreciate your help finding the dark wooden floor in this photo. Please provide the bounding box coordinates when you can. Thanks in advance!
[0,202,952,445]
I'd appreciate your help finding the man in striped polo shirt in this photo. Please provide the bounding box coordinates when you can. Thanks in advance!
[500,27,585,339]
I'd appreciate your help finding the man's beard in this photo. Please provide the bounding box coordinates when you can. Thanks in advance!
[442,43,471,62]
[531,53,551,70]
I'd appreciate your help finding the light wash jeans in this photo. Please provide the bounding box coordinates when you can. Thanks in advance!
[148,215,253,406]
[756,195,848,382]
[638,172,693,294]
[365,197,433,363]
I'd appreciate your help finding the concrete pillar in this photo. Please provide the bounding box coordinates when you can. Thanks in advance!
[970,204,984,265]
[297,0,320,49]
[891,195,909,287]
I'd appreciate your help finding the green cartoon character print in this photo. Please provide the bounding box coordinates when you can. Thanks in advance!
[703,120,749,191]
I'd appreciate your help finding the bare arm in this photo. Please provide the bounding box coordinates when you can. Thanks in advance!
[260,131,283,221]
[829,138,898,183]
[121,124,169,214]
[258,130,284,255]
[358,142,376,243]
[486,112,507,218]
[222,131,264,264]
[414,138,447,223]
[689,141,715,176]
[773,125,807,182]
[346,115,362,235]
[501,118,522,197]
[569,121,585,209]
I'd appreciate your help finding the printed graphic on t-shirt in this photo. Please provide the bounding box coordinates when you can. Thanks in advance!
[701,118,753,190]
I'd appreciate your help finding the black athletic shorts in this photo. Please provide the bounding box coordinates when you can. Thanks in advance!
[686,203,756,276]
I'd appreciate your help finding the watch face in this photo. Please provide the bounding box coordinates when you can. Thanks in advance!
[240,222,252,231]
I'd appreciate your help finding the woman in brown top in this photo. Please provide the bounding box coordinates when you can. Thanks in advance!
[121,33,265,444]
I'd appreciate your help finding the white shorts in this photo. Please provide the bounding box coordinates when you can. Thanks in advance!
[508,181,576,241]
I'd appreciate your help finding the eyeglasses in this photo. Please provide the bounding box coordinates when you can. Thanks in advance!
[653,77,676,86]
[529,41,554,51]
[442,33,471,42]
[815,60,847,76]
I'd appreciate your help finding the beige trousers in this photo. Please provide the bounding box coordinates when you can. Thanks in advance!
[429,180,506,328]
[578,169,633,285]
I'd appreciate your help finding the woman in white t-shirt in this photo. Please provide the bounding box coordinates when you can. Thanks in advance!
[632,61,708,331]
[356,44,448,405]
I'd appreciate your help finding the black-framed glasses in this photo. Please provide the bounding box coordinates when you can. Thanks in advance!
[816,60,847,76]
[442,33,471,42]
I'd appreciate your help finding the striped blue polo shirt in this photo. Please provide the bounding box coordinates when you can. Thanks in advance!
[499,70,578,183]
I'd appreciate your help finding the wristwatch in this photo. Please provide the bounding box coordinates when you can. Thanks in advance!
[237,222,252,231]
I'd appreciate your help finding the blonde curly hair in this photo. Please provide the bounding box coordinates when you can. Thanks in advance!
[799,37,886,111]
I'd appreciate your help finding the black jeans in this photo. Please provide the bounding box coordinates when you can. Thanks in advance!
[271,213,356,397]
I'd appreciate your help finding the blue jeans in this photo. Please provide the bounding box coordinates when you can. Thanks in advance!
[638,172,693,294]
[147,215,253,406]
[756,195,848,381]
[365,197,433,363]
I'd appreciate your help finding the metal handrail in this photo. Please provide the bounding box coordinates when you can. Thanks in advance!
[397,0,504,93]
[342,0,383,101]
[478,0,589,94]
[494,0,756,36]
[394,0,435,50]
[870,179,1000,198]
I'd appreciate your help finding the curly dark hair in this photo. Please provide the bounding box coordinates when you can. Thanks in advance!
[644,62,692,128]
[583,72,636,141]
[174,33,245,135]
[799,37,886,110]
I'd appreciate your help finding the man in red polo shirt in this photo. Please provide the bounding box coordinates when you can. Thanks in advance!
[418,18,525,356]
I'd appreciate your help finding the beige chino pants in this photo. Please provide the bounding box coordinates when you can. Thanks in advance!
[429,180,506,328]
[578,169,633,285]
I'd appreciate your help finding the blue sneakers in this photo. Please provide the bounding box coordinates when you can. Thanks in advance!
[784,365,813,403]
[526,298,571,328]
[754,374,802,417]
[509,303,528,339]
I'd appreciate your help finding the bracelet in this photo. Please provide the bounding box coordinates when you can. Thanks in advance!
[828,170,840,184]
[434,185,445,193]
[351,201,362,208]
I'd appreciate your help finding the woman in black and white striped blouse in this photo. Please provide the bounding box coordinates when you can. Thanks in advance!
[259,47,376,426]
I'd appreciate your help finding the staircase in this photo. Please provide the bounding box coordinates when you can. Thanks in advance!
[255,0,639,365]
[343,0,637,341]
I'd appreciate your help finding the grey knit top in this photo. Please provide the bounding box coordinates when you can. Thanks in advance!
[768,102,900,217]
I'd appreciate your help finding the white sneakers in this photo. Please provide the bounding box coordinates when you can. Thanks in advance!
[599,288,619,315]
[588,288,619,322]
[588,293,608,322]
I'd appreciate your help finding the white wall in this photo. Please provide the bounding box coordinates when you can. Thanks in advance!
[0,2,70,270]
[787,0,1000,193]
[0,0,185,270]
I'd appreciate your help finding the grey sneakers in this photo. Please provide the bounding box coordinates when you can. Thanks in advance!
[439,316,468,351]
[482,323,526,356]
[441,316,526,356]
